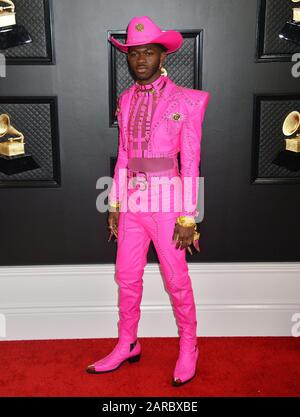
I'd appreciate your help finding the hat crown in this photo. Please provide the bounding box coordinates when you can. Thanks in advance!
[126,16,163,44]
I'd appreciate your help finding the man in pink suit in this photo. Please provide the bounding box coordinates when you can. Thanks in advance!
[87,16,210,386]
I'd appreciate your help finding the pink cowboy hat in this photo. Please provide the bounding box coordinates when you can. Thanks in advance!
[109,16,183,54]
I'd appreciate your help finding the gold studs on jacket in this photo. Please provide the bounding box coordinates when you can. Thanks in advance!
[169,112,186,122]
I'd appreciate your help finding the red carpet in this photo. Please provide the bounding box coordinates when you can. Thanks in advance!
[0,337,299,397]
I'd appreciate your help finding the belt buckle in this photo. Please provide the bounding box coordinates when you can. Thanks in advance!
[132,171,147,191]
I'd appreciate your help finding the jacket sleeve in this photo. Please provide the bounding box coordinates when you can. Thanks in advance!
[108,96,128,207]
[179,90,211,218]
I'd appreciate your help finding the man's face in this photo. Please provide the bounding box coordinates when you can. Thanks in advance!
[127,43,166,83]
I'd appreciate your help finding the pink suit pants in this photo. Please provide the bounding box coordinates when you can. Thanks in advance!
[115,209,198,352]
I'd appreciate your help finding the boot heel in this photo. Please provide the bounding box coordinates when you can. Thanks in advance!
[128,353,141,363]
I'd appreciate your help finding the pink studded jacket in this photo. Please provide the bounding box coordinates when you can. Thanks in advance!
[108,75,211,217]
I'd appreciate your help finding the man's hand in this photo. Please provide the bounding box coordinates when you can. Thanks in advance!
[172,223,195,250]
[108,210,119,240]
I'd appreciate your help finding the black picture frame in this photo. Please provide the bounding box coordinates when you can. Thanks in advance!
[0,0,55,65]
[107,29,204,127]
[0,96,61,188]
[251,93,300,184]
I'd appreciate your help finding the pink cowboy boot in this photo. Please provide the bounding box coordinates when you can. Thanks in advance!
[145,211,199,386]
[86,339,141,373]
[86,287,143,374]
[169,281,199,386]
[86,217,145,374]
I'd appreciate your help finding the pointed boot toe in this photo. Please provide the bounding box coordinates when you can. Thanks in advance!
[172,373,197,387]
[86,364,96,374]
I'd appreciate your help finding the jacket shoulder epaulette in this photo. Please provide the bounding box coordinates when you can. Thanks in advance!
[177,86,209,109]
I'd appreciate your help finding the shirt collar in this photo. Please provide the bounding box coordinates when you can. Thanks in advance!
[134,74,168,94]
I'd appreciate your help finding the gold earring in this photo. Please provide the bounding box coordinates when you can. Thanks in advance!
[160,66,168,76]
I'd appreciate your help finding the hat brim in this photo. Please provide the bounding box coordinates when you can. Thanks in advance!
[109,30,183,54]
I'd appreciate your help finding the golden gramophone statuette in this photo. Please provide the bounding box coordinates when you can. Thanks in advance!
[0,113,39,175]
[0,0,32,50]
[272,110,300,172]
[0,113,25,156]
[282,111,300,153]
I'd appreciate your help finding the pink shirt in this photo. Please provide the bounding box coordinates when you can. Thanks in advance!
[127,74,176,172]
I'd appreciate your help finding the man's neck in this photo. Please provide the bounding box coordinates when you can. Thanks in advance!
[136,71,162,85]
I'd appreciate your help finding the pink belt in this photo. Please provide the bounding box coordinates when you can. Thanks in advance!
[127,157,180,192]
[128,157,177,172]
[127,166,180,193]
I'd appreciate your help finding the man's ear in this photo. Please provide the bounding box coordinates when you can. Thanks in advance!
[160,52,167,67]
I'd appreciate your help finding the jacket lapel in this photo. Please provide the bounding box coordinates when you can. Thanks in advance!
[120,85,135,149]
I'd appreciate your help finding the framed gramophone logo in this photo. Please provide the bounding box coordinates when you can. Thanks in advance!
[256,0,300,62]
[252,94,300,184]
[0,113,39,173]
[272,110,300,170]
[0,0,54,64]
[0,97,61,187]
[108,29,203,127]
